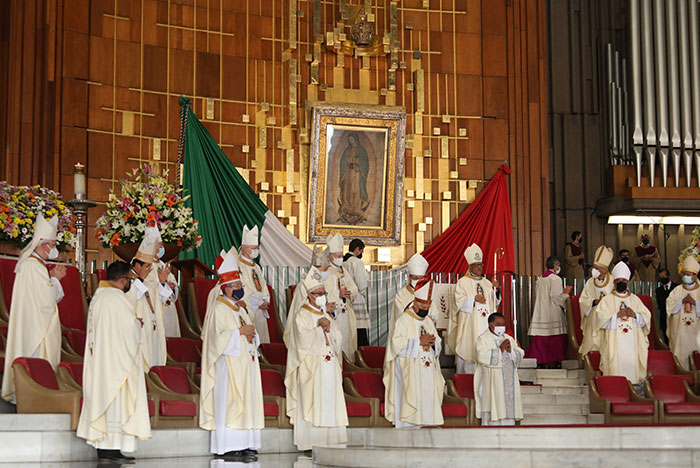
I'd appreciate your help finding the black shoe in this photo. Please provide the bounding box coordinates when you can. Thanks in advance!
[97,450,122,461]
[116,451,135,461]
[241,448,258,456]
[223,450,244,460]
[302,449,313,457]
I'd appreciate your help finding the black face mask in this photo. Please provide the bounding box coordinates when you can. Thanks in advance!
[417,308,429,318]
[357,253,363,259]
[231,288,245,300]
[615,282,628,293]
[578,237,583,244]
[659,277,670,285]
[642,239,650,245]
[621,257,629,263]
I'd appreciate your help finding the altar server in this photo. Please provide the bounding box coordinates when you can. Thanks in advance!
[344,239,370,347]
[238,225,272,343]
[633,234,661,282]
[449,244,500,374]
[200,250,263,461]
[595,261,651,386]
[284,273,348,453]
[144,233,180,337]
[526,256,572,368]
[77,261,150,461]
[475,313,524,426]
[327,233,359,359]
[127,225,171,368]
[2,214,66,403]
[383,278,445,428]
[578,246,615,355]
[666,256,700,366]
[388,253,438,339]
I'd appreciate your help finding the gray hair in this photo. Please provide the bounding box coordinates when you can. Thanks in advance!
[546,256,561,270]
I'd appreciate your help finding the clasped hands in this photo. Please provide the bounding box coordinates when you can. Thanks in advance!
[49,264,67,280]
[682,295,696,306]
[617,307,637,320]
[420,333,436,347]
[339,286,352,299]
[239,324,256,342]
[499,339,512,353]
[317,317,331,332]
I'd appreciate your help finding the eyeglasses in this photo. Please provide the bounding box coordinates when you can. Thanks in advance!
[310,291,327,297]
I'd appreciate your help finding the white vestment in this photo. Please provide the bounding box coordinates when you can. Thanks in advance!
[239,255,272,344]
[329,265,359,359]
[126,278,169,369]
[666,282,700,366]
[145,261,180,337]
[2,254,64,402]
[578,274,613,354]
[388,285,440,345]
[343,255,370,329]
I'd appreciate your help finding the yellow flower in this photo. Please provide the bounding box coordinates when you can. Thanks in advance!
[11,229,18,237]
[13,217,20,225]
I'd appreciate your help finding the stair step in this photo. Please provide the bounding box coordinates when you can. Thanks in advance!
[520,414,588,425]
[521,393,589,405]
[562,359,581,370]
[523,404,589,415]
[587,413,605,424]
[520,358,538,369]
[518,369,537,382]
[520,385,585,395]
[536,369,569,379]
[536,378,581,387]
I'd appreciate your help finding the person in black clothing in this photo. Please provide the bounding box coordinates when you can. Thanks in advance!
[655,268,677,344]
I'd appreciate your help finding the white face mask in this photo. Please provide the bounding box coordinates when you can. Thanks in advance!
[48,247,59,260]
[683,275,695,285]
[331,256,343,267]
[157,246,165,259]
[494,326,506,336]
[591,268,601,279]
[315,294,327,308]
[320,270,330,281]
[249,248,259,259]
[553,267,561,275]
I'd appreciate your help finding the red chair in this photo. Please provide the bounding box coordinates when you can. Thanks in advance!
[259,342,287,366]
[689,351,700,385]
[446,374,477,425]
[53,265,87,331]
[355,346,386,371]
[12,357,81,429]
[166,337,202,377]
[647,349,696,391]
[0,258,17,316]
[590,375,656,424]
[187,278,217,333]
[265,284,283,343]
[57,361,83,390]
[260,369,291,427]
[60,329,86,363]
[646,375,700,423]
[340,371,383,427]
[565,296,583,359]
[146,366,199,428]
[584,351,604,412]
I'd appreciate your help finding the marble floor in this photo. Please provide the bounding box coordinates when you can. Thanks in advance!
[0,453,314,468]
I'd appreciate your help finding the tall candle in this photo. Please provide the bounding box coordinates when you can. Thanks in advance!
[74,163,86,198]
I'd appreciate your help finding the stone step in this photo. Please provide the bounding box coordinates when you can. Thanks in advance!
[536,377,582,387]
[520,384,586,395]
[517,369,537,382]
[562,359,581,370]
[520,357,537,368]
[587,413,605,424]
[523,403,589,415]
[521,392,589,405]
[520,413,588,425]
[535,369,584,380]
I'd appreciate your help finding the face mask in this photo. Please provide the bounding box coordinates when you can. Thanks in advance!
[659,277,670,285]
[331,257,343,267]
[683,275,695,285]
[157,246,165,259]
[642,239,649,245]
[320,270,330,281]
[48,247,59,260]
[494,326,506,336]
[417,308,429,318]
[357,253,363,260]
[578,238,583,244]
[231,288,245,300]
[250,248,259,259]
[591,268,601,279]
[553,267,561,275]
[615,282,627,293]
[621,257,629,263]
[315,294,327,308]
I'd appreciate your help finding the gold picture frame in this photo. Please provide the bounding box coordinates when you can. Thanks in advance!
[308,102,406,245]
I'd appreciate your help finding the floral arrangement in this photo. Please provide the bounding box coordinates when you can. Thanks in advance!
[95,165,202,251]
[0,182,76,250]
[678,226,700,273]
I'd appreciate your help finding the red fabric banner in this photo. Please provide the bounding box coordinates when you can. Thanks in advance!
[422,164,515,276]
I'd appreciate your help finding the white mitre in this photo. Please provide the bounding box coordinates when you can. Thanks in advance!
[134,225,161,263]
[326,233,344,253]
[682,256,700,275]
[464,243,483,264]
[407,253,429,276]
[242,225,259,247]
[611,261,631,281]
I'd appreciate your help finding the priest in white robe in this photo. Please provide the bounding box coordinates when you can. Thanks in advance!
[526,256,572,367]
[343,239,370,347]
[327,233,359,360]
[383,278,445,428]
[475,312,524,426]
[594,261,651,386]
[448,244,500,374]
[283,245,338,346]
[284,273,348,453]
[666,256,700,367]
[388,253,439,340]
[77,261,151,462]
[2,214,66,403]
[200,250,264,461]
[127,225,172,369]
[238,225,272,343]
[144,233,180,338]
[578,246,615,355]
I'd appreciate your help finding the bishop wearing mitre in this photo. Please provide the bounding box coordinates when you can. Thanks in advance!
[327,233,360,360]
[238,225,272,343]
[283,245,337,346]
[200,249,263,461]
[383,278,445,428]
[127,225,172,368]
[2,213,66,403]
[666,256,700,366]
[448,244,500,374]
[144,231,180,337]
[388,253,439,339]
[578,245,614,355]
[594,261,651,386]
[284,272,348,453]
[475,313,524,426]
[77,261,150,462]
